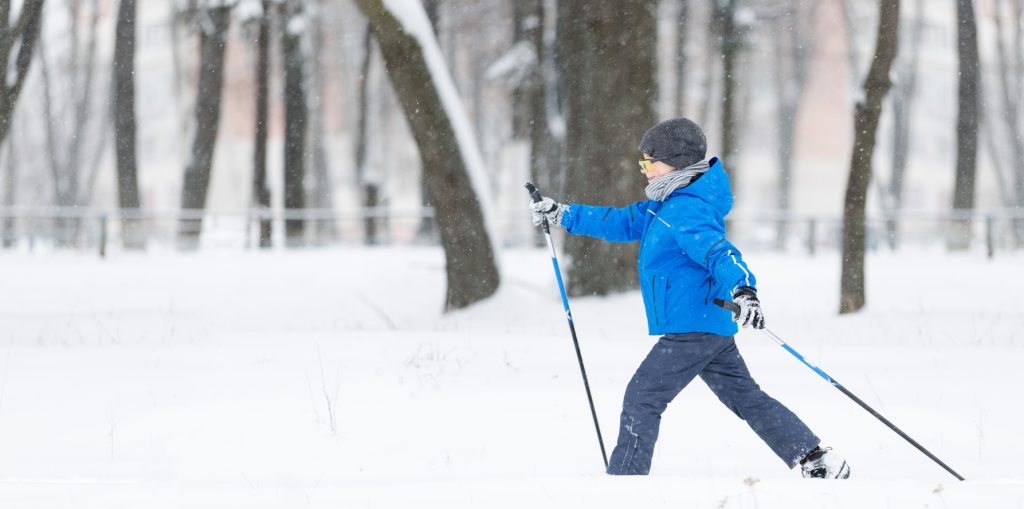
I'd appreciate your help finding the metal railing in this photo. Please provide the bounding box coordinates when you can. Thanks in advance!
[0,206,1021,257]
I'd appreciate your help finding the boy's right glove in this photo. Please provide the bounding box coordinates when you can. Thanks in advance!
[529,197,566,227]
[732,286,765,329]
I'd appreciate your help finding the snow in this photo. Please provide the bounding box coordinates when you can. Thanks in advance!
[380,0,501,249]
[233,0,263,23]
[484,40,537,87]
[0,246,1021,507]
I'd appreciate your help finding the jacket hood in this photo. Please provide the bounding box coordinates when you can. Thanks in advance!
[669,157,732,218]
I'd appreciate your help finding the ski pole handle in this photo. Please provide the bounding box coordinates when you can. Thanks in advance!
[713,298,741,317]
[525,182,543,203]
[525,182,551,233]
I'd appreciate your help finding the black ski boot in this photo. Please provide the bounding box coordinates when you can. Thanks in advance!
[800,446,851,479]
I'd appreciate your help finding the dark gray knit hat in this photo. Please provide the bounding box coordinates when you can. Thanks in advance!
[638,118,707,169]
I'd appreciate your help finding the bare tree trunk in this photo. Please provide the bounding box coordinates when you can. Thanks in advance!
[562,0,656,297]
[676,0,689,117]
[885,0,925,250]
[114,0,144,250]
[516,0,556,198]
[511,1,531,140]
[354,23,382,245]
[840,0,900,314]
[950,0,981,251]
[714,0,743,184]
[40,0,102,247]
[280,0,307,246]
[0,0,45,147]
[993,0,1024,245]
[837,0,865,89]
[2,139,15,248]
[356,0,500,310]
[253,0,272,248]
[415,0,441,243]
[698,2,718,130]
[308,1,335,245]
[178,5,231,251]
[772,1,816,250]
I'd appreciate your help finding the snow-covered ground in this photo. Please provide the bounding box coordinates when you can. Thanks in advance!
[0,246,1021,507]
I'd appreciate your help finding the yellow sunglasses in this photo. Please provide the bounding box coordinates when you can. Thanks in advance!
[638,153,681,173]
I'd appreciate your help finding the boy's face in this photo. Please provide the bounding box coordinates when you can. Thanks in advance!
[639,153,675,183]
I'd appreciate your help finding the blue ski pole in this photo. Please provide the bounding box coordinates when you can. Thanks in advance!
[713,298,965,481]
[526,182,608,470]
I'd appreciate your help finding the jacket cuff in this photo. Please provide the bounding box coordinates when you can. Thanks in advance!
[558,204,575,229]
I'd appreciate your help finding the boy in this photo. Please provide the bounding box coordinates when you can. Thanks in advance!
[529,118,850,478]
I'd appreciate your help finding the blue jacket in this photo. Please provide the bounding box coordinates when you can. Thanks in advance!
[560,158,755,336]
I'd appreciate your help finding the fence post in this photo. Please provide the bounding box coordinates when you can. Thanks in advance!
[986,215,994,259]
[807,217,817,256]
[98,213,108,259]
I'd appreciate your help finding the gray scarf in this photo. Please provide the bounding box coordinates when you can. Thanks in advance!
[644,159,710,201]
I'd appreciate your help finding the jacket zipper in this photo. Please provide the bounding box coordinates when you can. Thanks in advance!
[651,274,659,325]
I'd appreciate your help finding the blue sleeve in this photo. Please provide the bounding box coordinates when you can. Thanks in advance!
[669,203,757,294]
[561,201,650,243]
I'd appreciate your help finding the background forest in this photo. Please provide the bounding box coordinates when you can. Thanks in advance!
[3,0,1023,312]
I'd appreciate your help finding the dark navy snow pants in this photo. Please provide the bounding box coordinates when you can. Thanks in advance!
[606,332,819,475]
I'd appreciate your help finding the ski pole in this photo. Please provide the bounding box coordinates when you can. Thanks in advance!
[713,298,965,481]
[525,182,608,470]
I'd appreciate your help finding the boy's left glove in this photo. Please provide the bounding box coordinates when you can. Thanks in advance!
[732,287,765,329]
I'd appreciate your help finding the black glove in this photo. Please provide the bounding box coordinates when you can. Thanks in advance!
[732,286,765,329]
[529,196,566,227]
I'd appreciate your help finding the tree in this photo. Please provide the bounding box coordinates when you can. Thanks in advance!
[561,0,656,297]
[178,2,233,250]
[713,0,746,185]
[510,0,557,198]
[991,0,1024,244]
[353,23,380,245]
[0,0,45,148]
[250,0,272,248]
[280,0,307,246]
[308,0,335,245]
[113,0,144,250]
[1,134,16,247]
[840,0,900,314]
[771,0,818,249]
[675,0,690,117]
[949,0,981,251]
[38,0,106,246]
[882,0,925,249]
[355,0,500,310]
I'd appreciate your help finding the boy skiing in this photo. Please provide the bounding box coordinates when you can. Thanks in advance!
[529,118,850,478]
